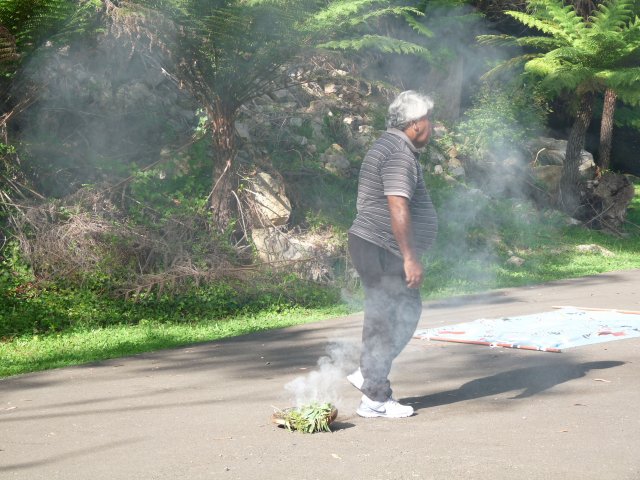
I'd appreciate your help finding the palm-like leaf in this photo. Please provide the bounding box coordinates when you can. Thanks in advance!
[319,35,433,61]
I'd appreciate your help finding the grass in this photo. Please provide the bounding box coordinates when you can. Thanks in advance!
[2,182,639,379]
[0,305,352,378]
[421,180,640,298]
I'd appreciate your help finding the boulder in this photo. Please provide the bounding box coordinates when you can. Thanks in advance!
[530,165,562,199]
[245,171,291,227]
[250,228,342,282]
[235,121,251,141]
[320,144,350,176]
[528,136,596,180]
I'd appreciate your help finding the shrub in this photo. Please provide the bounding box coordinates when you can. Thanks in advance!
[455,84,548,161]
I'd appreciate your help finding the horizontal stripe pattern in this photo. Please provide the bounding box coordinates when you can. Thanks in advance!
[349,130,438,257]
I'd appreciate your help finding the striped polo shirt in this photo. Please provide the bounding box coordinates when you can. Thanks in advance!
[349,128,438,258]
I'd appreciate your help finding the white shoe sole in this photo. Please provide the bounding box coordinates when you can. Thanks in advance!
[356,407,414,418]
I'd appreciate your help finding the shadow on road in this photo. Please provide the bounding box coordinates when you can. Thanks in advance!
[403,360,625,411]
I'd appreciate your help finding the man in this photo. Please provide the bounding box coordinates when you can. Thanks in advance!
[347,90,438,418]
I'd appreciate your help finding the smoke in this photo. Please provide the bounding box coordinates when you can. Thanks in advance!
[12,6,194,198]
[284,341,359,408]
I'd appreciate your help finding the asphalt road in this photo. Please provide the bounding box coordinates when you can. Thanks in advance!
[2,270,640,480]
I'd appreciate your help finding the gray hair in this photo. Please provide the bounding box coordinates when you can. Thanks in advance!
[386,90,434,130]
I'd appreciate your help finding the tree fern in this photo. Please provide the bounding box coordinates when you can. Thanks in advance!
[401,11,433,38]
[479,0,640,210]
[590,0,633,31]
[308,0,407,30]
[477,33,562,50]
[0,0,76,55]
[480,54,540,80]
[319,34,433,61]
[613,104,640,127]
[505,11,575,42]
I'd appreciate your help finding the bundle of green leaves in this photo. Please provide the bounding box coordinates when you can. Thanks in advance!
[273,402,337,433]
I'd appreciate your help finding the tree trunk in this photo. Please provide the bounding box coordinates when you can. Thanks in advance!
[598,87,617,171]
[559,91,594,217]
[208,100,237,232]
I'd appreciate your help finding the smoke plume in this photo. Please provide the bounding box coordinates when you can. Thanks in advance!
[284,341,359,408]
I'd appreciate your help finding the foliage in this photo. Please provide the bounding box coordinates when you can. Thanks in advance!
[3,178,640,376]
[309,0,435,76]
[0,304,352,377]
[0,0,102,75]
[477,0,640,104]
[454,83,548,159]
[0,252,342,340]
[421,176,640,297]
[275,402,336,433]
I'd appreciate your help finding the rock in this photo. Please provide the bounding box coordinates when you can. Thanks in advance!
[235,121,251,141]
[507,255,525,267]
[432,123,448,139]
[324,83,338,94]
[245,171,291,226]
[250,228,342,282]
[320,144,350,176]
[271,89,294,101]
[289,117,304,128]
[306,100,330,115]
[311,121,325,140]
[529,136,596,180]
[575,244,615,257]
[447,157,465,178]
[578,150,596,179]
[450,166,465,178]
[433,165,444,175]
[530,165,563,199]
[291,134,308,146]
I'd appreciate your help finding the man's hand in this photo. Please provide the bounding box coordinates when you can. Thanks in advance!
[404,257,424,289]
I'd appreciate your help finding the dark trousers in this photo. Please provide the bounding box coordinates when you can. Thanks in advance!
[348,233,423,402]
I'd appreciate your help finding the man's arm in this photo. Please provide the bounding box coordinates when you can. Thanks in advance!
[387,195,423,289]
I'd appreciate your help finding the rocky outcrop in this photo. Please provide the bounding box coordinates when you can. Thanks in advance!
[244,171,292,227]
[528,137,596,180]
[250,228,342,283]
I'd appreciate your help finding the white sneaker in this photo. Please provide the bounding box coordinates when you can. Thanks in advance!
[347,368,364,391]
[356,395,414,418]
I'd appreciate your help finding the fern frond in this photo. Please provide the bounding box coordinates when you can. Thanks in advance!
[477,33,562,50]
[307,0,392,30]
[596,66,640,91]
[481,54,540,80]
[476,34,519,47]
[548,2,584,38]
[616,91,640,106]
[505,10,572,43]
[535,63,595,93]
[359,6,423,25]
[318,34,433,61]
[590,0,633,32]
[402,11,433,38]
[613,104,640,127]
[545,45,590,65]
